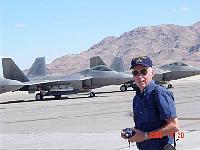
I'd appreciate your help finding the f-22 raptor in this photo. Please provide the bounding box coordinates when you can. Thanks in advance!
[90,56,200,90]
[2,57,132,100]
[157,62,200,81]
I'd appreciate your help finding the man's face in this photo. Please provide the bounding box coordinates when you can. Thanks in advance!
[132,65,154,91]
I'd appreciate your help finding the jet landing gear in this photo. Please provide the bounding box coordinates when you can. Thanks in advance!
[55,95,61,100]
[35,93,62,101]
[120,80,139,92]
[89,92,95,97]
[156,81,173,89]
[167,83,173,89]
[35,93,44,101]
[120,84,127,92]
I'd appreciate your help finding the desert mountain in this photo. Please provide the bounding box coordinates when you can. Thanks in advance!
[47,21,200,75]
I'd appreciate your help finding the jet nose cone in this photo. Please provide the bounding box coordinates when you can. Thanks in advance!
[0,79,24,94]
[120,73,133,82]
[124,73,133,79]
[9,80,24,91]
[9,80,24,86]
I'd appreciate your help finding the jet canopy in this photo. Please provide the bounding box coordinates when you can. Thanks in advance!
[91,65,113,71]
[168,62,188,66]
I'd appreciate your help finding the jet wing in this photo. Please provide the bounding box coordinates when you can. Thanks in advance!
[19,75,93,93]
[24,76,92,86]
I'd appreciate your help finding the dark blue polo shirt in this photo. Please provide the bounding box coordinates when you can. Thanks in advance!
[133,80,177,150]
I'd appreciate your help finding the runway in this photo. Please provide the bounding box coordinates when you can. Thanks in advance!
[0,75,200,149]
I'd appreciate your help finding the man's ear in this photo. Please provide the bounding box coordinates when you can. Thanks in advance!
[151,69,155,76]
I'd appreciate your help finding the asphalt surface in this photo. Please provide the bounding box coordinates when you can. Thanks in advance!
[0,75,200,149]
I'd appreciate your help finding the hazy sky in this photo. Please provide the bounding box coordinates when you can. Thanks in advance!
[1,0,200,72]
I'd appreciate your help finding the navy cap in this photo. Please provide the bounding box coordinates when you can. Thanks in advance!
[130,56,152,69]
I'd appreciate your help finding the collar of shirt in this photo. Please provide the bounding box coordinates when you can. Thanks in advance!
[136,80,157,96]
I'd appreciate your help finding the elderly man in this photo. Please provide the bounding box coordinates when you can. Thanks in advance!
[121,56,180,150]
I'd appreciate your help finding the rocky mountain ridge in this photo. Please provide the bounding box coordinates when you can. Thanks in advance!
[47,21,200,75]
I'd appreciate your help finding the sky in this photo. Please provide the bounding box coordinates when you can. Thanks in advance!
[1,0,200,74]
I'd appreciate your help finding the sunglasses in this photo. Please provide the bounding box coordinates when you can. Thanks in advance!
[132,68,148,76]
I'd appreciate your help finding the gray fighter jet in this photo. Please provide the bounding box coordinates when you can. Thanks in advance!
[90,56,200,90]
[0,77,24,94]
[90,56,135,91]
[128,61,200,89]
[159,62,200,81]
[2,58,132,100]
[125,61,200,89]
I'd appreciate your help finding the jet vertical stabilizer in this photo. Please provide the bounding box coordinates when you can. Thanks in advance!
[2,58,29,82]
[110,57,124,72]
[90,56,106,68]
[26,57,47,78]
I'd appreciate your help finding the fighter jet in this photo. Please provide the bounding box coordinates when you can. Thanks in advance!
[0,77,24,94]
[90,56,137,91]
[2,58,132,100]
[90,56,200,90]
[125,61,200,90]
[159,62,200,81]
[128,61,200,90]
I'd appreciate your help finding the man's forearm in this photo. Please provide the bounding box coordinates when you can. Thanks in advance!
[148,118,180,138]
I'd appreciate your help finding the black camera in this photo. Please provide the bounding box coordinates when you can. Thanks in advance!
[122,128,136,138]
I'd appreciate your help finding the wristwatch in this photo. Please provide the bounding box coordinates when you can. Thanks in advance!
[144,132,150,140]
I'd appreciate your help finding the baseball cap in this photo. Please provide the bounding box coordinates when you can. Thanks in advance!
[130,56,152,69]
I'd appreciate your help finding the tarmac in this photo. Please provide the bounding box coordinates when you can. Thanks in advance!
[0,75,200,150]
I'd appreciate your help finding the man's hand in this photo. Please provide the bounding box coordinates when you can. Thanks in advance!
[121,130,127,139]
[128,128,145,143]
[121,129,130,139]
[121,128,135,139]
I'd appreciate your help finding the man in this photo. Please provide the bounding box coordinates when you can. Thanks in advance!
[121,56,180,150]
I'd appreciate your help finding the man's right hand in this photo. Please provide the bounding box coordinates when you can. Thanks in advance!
[121,130,127,139]
[121,128,135,139]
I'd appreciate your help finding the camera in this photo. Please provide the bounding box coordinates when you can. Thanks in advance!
[122,128,136,138]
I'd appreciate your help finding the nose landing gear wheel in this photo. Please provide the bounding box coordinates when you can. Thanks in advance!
[35,93,44,101]
[89,92,95,97]
[120,85,127,92]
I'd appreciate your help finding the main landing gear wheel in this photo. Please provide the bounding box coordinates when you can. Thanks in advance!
[120,85,127,92]
[89,92,95,97]
[55,95,61,100]
[35,93,44,101]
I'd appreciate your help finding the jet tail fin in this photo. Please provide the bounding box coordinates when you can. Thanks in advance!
[90,56,106,68]
[110,57,124,72]
[2,58,29,82]
[26,57,47,78]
